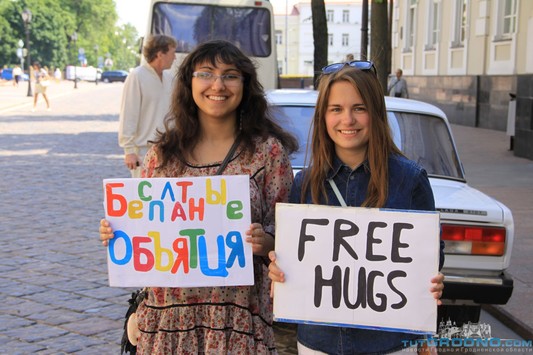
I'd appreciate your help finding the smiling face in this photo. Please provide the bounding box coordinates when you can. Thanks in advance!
[325,80,370,168]
[192,60,243,123]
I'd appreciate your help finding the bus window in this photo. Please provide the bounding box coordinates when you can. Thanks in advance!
[145,0,278,90]
[152,3,272,57]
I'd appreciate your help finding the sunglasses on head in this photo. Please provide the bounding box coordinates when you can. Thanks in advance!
[321,60,376,75]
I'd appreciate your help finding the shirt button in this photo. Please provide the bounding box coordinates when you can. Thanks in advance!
[350,176,355,180]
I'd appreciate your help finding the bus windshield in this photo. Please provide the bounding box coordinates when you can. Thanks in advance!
[152,3,272,57]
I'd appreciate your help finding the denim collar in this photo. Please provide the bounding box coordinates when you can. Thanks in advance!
[326,155,370,180]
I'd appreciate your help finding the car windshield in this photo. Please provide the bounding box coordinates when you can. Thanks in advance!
[271,105,464,180]
[151,3,272,57]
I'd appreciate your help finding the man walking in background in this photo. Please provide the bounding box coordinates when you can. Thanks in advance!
[118,34,177,177]
[387,68,409,98]
[13,65,22,87]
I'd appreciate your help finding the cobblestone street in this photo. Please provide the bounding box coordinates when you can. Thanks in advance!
[1,80,532,354]
[0,82,297,354]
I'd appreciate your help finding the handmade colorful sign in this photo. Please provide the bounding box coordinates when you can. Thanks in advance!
[102,176,252,287]
[273,203,440,334]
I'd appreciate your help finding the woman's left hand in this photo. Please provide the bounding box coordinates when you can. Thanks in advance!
[245,223,274,256]
[430,272,445,305]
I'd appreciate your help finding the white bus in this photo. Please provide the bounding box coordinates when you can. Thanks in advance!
[144,0,278,89]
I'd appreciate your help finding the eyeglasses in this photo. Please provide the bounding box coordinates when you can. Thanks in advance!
[321,60,376,75]
[192,71,244,86]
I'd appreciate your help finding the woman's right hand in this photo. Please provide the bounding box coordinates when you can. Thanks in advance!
[268,251,285,283]
[268,251,286,298]
[99,219,114,246]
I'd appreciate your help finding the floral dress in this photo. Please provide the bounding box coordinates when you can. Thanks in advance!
[135,136,293,354]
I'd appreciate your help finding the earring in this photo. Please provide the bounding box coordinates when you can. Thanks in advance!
[239,110,243,131]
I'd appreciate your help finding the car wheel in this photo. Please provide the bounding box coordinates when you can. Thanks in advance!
[103,78,110,83]
[437,305,481,327]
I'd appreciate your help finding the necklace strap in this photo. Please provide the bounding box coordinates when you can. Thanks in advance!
[215,135,241,175]
[327,178,347,207]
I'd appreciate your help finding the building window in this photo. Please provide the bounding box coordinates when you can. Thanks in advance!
[426,0,440,49]
[405,0,417,50]
[496,0,517,39]
[342,10,350,23]
[327,10,334,22]
[342,33,349,46]
[275,30,283,45]
[452,0,467,47]
[328,33,334,46]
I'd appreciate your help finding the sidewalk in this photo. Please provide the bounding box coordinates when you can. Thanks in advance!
[0,78,101,114]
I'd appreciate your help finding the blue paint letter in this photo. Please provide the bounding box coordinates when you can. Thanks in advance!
[198,235,228,277]
[226,231,246,268]
[108,230,132,265]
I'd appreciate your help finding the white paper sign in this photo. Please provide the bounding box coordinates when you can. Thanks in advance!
[273,203,440,334]
[103,176,253,288]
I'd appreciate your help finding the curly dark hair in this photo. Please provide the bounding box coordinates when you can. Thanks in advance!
[153,40,298,171]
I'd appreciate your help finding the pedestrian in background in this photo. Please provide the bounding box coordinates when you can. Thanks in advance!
[101,40,298,354]
[387,68,409,98]
[32,62,51,112]
[118,34,177,177]
[54,67,62,82]
[268,62,444,354]
[13,65,22,87]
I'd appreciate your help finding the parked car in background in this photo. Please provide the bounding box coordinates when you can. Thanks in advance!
[100,70,128,83]
[267,89,514,326]
[1,68,29,81]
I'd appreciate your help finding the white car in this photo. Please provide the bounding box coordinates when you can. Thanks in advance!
[267,89,514,325]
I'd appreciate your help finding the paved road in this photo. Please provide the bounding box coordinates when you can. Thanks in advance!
[0,82,297,354]
[0,81,531,354]
[0,82,129,354]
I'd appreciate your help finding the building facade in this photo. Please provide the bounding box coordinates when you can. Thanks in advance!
[391,0,533,159]
[274,0,363,77]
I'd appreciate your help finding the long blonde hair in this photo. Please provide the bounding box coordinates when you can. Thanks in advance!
[302,67,403,207]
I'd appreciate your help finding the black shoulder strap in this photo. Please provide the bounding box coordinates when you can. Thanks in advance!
[215,135,241,175]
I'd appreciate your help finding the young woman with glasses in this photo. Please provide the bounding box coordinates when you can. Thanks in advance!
[100,40,298,354]
[268,62,444,354]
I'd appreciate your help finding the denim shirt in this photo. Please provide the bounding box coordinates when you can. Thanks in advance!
[290,154,445,355]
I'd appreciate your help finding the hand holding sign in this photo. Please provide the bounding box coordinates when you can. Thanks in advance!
[272,203,441,334]
[102,176,253,288]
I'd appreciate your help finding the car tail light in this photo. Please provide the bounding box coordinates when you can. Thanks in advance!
[441,224,506,256]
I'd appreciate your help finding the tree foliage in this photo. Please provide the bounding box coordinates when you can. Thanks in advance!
[0,0,138,72]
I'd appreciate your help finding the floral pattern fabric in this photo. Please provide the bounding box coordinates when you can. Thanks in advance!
[135,136,293,355]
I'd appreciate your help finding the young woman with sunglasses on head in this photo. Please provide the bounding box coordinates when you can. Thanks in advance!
[100,40,298,354]
[268,62,444,354]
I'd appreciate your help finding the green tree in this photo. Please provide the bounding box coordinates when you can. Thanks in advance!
[60,0,119,67]
[311,0,328,89]
[109,24,140,70]
[0,0,138,74]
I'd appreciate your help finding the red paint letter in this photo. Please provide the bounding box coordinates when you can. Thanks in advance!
[171,238,189,274]
[106,183,127,217]
[133,236,154,272]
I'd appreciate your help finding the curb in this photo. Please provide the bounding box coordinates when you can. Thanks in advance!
[483,304,533,340]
